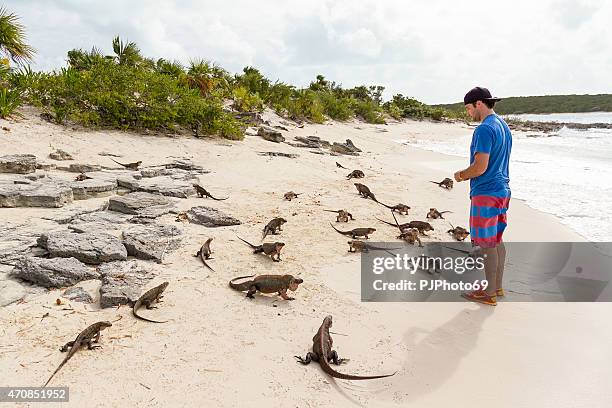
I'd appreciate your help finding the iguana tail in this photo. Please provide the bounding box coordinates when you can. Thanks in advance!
[132,301,168,323]
[375,217,396,228]
[111,158,127,167]
[391,211,401,229]
[375,200,393,210]
[236,235,257,249]
[329,222,349,236]
[318,333,396,381]
[209,194,229,201]
[229,275,256,291]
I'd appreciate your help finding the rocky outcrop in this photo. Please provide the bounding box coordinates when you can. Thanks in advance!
[108,192,175,218]
[49,149,73,161]
[186,206,241,227]
[116,175,196,198]
[257,125,285,143]
[62,286,93,303]
[122,224,183,262]
[0,280,26,306]
[67,211,132,233]
[38,231,128,264]
[70,179,117,199]
[291,136,331,148]
[98,260,156,308]
[0,181,73,208]
[66,163,102,173]
[0,154,37,174]
[10,257,98,288]
[330,139,361,156]
[164,160,208,173]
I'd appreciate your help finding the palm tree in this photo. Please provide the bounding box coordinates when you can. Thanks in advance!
[111,36,142,67]
[0,7,35,65]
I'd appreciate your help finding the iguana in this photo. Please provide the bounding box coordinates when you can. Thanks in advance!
[295,316,396,380]
[229,274,303,300]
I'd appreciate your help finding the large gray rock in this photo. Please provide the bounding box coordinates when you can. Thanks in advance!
[98,260,156,308]
[108,192,175,218]
[344,139,362,152]
[122,224,183,262]
[70,179,117,199]
[62,286,93,303]
[0,181,73,208]
[164,160,208,173]
[68,211,132,233]
[293,136,331,148]
[10,257,98,288]
[49,149,73,161]
[0,154,37,174]
[330,141,360,156]
[257,125,285,143]
[66,163,102,173]
[0,221,54,264]
[38,231,127,264]
[0,280,26,306]
[186,206,241,227]
[117,175,196,198]
[139,167,172,178]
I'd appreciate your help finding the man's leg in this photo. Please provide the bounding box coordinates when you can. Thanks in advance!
[496,239,506,291]
[481,246,499,296]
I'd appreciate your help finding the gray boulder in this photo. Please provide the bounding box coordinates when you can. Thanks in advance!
[62,287,93,303]
[68,211,132,233]
[122,224,183,262]
[186,206,241,227]
[116,176,196,198]
[49,149,73,161]
[0,154,37,174]
[164,160,208,173]
[257,125,285,143]
[70,179,117,199]
[38,231,127,264]
[0,181,73,208]
[108,192,175,218]
[67,163,102,173]
[330,143,360,156]
[0,280,26,306]
[11,257,98,288]
[98,261,156,308]
[344,139,362,152]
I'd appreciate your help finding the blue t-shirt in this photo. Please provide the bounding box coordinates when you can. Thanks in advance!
[469,114,512,197]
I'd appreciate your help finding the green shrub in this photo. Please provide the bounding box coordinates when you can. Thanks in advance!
[0,86,22,118]
[287,89,325,123]
[232,86,263,112]
[23,58,242,138]
[352,99,385,124]
[319,91,352,121]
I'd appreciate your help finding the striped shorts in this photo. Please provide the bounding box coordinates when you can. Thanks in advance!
[469,194,510,248]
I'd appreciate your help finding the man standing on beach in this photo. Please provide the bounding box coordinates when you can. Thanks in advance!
[454,87,512,306]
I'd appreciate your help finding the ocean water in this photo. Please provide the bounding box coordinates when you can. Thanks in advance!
[403,113,612,242]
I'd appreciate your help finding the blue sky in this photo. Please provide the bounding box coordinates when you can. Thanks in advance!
[5,0,610,103]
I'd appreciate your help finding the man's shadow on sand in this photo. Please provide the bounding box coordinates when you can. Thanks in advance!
[387,306,494,404]
[327,307,494,407]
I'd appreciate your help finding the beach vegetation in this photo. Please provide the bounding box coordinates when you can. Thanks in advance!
[4,29,454,136]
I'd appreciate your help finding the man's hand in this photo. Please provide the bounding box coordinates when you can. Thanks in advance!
[454,171,464,182]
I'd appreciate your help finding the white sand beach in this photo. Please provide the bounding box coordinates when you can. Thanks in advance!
[0,110,610,407]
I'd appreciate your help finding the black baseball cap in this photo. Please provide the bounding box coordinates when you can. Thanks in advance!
[464,87,502,105]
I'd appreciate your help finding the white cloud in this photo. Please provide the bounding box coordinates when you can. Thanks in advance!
[4,0,611,103]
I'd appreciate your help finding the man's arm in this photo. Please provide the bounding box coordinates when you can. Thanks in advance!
[454,153,489,182]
